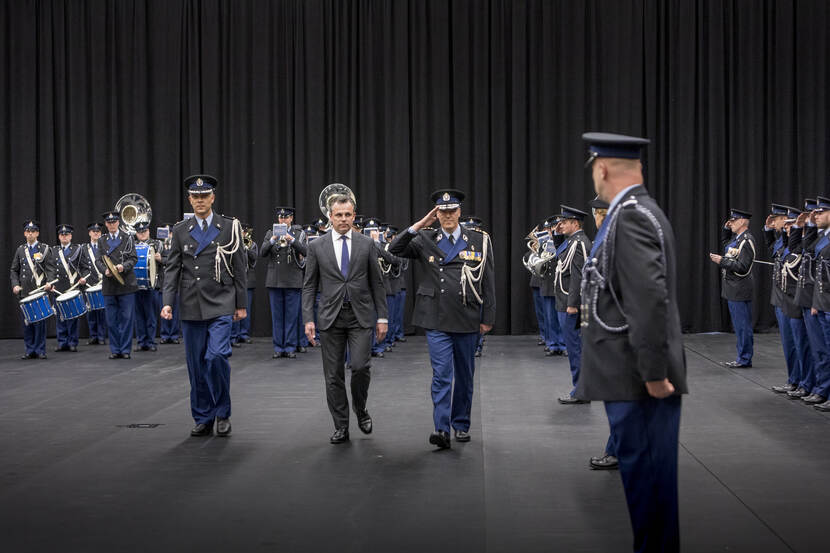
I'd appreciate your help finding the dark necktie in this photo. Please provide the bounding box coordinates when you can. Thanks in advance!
[202,219,208,233]
[449,234,455,245]
[340,235,349,278]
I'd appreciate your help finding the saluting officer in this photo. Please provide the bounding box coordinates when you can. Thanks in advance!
[766,205,812,397]
[80,222,108,345]
[577,133,687,551]
[261,207,307,359]
[552,206,592,404]
[52,224,87,352]
[809,197,830,411]
[709,208,756,368]
[161,175,247,437]
[11,220,56,359]
[96,211,138,359]
[133,221,161,352]
[390,189,496,449]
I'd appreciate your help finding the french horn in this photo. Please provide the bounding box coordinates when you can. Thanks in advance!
[114,193,152,235]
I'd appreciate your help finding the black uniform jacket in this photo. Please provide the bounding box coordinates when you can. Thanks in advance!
[389,226,496,334]
[302,230,388,330]
[162,214,248,321]
[791,226,818,308]
[79,242,105,286]
[718,227,756,302]
[52,243,84,294]
[576,186,688,401]
[554,230,592,312]
[775,229,803,319]
[96,232,138,296]
[765,227,787,309]
[811,229,830,312]
[261,225,307,289]
[10,242,56,296]
[245,242,258,289]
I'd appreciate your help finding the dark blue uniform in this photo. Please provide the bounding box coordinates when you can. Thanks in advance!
[79,239,108,343]
[718,222,756,366]
[11,236,56,357]
[95,228,138,357]
[53,240,84,350]
[261,224,307,356]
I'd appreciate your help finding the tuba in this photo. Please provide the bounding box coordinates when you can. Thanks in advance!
[523,250,553,277]
[318,183,357,227]
[114,193,152,235]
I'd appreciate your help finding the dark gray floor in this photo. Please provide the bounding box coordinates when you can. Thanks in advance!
[0,332,827,552]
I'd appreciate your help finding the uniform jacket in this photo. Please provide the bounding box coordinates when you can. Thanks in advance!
[764,227,787,309]
[79,242,105,286]
[538,234,563,297]
[261,225,307,289]
[10,242,56,296]
[389,226,496,333]
[375,241,401,296]
[52,243,84,294]
[302,230,388,330]
[774,229,803,319]
[811,229,830,312]
[576,185,688,401]
[95,232,138,296]
[553,229,592,312]
[718,227,756,302]
[162,214,248,321]
[791,225,818,308]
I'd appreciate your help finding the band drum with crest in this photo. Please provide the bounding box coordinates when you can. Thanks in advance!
[55,290,88,321]
[134,243,157,289]
[19,292,55,325]
[84,284,106,310]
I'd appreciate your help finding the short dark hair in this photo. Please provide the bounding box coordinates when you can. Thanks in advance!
[330,194,356,211]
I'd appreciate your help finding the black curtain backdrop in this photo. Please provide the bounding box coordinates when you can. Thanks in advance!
[1,0,829,339]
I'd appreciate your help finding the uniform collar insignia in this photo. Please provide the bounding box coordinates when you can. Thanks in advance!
[462,234,468,241]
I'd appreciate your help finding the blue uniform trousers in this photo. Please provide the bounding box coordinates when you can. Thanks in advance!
[789,316,812,389]
[476,332,484,353]
[86,308,107,341]
[425,330,479,433]
[543,296,565,352]
[383,294,398,348]
[532,286,546,341]
[800,308,827,394]
[297,300,310,348]
[105,293,135,355]
[774,307,799,385]
[56,316,79,348]
[268,288,301,353]
[182,315,233,424]
[160,294,181,341]
[239,288,254,340]
[605,433,617,456]
[134,289,158,348]
[22,317,47,355]
[605,395,682,553]
[395,290,406,340]
[814,312,830,398]
[557,311,582,395]
[726,300,753,365]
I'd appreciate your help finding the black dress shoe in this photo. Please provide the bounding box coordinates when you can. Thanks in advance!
[148,345,157,352]
[54,346,68,352]
[286,352,297,359]
[21,353,33,360]
[590,454,619,470]
[814,400,830,412]
[231,341,241,348]
[122,353,131,360]
[787,387,808,399]
[803,394,827,404]
[190,422,214,437]
[330,428,350,444]
[297,346,307,353]
[36,353,47,359]
[357,413,373,434]
[384,346,393,352]
[109,353,121,359]
[721,361,752,368]
[172,339,181,344]
[558,394,589,405]
[396,337,407,343]
[772,383,796,393]
[273,352,282,359]
[537,339,545,346]
[244,338,253,344]
[475,350,482,357]
[87,339,98,345]
[69,345,77,352]
[545,350,555,357]
[429,430,451,449]
[216,418,232,437]
[454,430,471,442]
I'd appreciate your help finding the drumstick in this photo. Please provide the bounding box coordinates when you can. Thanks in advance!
[66,274,91,292]
[26,279,59,297]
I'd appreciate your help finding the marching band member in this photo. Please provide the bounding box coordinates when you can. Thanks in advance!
[80,222,107,345]
[133,221,161,352]
[232,222,257,346]
[11,220,55,359]
[161,175,247,437]
[552,207,592,404]
[96,211,138,359]
[53,224,86,352]
[540,216,566,356]
[157,222,181,344]
[709,208,756,369]
[261,207,307,359]
[390,189,495,449]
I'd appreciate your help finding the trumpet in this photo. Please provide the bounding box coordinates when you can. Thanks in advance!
[243,228,253,249]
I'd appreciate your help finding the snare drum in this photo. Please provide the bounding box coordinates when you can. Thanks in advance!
[56,290,88,321]
[85,284,105,311]
[19,292,55,325]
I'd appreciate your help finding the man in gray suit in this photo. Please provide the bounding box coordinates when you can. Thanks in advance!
[303,192,388,444]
